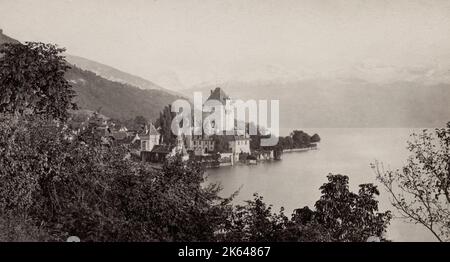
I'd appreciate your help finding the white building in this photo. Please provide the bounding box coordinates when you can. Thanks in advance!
[140,123,160,152]
[228,135,251,155]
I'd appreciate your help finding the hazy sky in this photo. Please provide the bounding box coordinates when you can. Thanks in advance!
[1,0,450,88]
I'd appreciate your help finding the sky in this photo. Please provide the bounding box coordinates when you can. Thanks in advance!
[1,0,450,89]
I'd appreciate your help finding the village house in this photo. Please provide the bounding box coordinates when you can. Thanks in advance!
[139,123,160,152]
[228,134,251,161]
[141,145,174,163]
[228,135,251,154]
[141,128,189,163]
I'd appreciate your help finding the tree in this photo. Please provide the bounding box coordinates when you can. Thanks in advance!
[219,194,288,242]
[314,174,391,242]
[219,174,391,242]
[277,136,294,150]
[291,130,311,148]
[311,134,321,143]
[284,207,332,242]
[0,115,232,241]
[247,122,262,151]
[133,115,148,131]
[373,122,450,242]
[156,105,176,145]
[212,135,230,153]
[0,42,77,120]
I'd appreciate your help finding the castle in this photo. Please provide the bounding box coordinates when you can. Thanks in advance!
[139,87,251,164]
[186,87,251,160]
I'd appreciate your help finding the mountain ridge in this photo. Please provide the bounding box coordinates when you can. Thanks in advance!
[65,54,182,97]
[1,30,181,121]
[184,79,450,128]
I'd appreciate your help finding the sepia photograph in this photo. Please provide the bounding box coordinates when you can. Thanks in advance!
[0,0,449,259]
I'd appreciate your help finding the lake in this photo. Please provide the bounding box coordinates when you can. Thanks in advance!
[205,128,436,242]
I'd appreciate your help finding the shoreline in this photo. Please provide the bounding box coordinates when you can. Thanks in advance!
[283,146,318,153]
[203,144,320,169]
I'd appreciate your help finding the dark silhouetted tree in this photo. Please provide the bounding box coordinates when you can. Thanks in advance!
[0,42,77,120]
[291,130,311,148]
[311,134,321,143]
[156,105,176,145]
[314,174,392,242]
[373,122,450,242]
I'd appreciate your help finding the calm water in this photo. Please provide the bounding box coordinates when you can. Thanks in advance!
[205,128,436,242]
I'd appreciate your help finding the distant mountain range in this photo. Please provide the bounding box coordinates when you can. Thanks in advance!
[185,79,450,128]
[65,55,183,96]
[3,29,450,127]
[65,66,182,121]
[0,30,182,121]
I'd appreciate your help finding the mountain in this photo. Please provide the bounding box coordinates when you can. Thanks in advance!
[185,79,450,128]
[0,29,19,45]
[66,66,182,121]
[150,70,186,91]
[1,30,181,121]
[65,55,182,95]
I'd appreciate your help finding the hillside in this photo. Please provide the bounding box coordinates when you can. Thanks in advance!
[1,30,181,121]
[0,29,19,45]
[185,79,450,128]
[66,66,181,121]
[66,55,161,91]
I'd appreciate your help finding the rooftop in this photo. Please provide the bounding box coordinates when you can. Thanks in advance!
[148,123,159,135]
[206,87,230,105]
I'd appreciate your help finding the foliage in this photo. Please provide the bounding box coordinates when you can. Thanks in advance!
[0,115,230,241]
[0,42,77,120]
[155,104,176,145]
[0,215,50,242]
[65,66,181,122]
[133,115,148,131]
[249,127,318,151]
[212,135,231,153]
[247,122,262,151]
[311,133,321,143]
[218,194,288,242]
[291,130,312,148]
[314,174,391,241]
[0,115,391,242]
[373,122,450,242]
[277,136,294,150]
[114,115,148,132]
[219,174,391,242]
[273,130,316,151]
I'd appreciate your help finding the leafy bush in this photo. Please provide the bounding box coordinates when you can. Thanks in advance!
[218,175,391,242]
[0,115,230,241]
